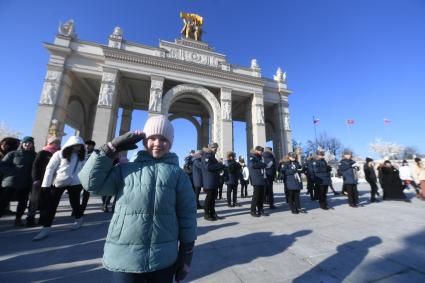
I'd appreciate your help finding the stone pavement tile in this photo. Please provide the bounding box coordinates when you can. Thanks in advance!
[188,247,243,283]
[286,268,341,283]
[372,269,425,283]
[221,243,312,282]
[302,248,407,283]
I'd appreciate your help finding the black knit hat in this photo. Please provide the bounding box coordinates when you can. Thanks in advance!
[366,157,373,163]
[288,152,297,158]
[22,136,34,143]
[208,142,219,149]
[255,146,264,152]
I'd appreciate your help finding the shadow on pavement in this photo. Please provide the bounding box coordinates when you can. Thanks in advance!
[187,229,312,281]
[293,236,382,282]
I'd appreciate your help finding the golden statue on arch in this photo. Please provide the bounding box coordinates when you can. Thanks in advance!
[180,12,203,41]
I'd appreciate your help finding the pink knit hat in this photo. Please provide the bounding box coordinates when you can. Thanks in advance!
[143,115,174,146]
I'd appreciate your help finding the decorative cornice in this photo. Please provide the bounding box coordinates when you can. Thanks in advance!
[103,47,265,87]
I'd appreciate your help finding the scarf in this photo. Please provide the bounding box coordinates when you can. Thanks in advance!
[43,144,59,154]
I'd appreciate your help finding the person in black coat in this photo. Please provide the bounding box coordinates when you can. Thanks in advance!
[248,146,269,217]
[0,137,21,216]
[378,161,408,201]
[217,165,225,200]
[262,147,277,209]
[364,157,380,202]
[305,157,318,201]
[225,151,242,207]
[201,143,225,221]
[192,150,203,209]
[81,140,96,214]
[27,137,61,226]
[0,136,36,226]
[281,152,305,214]
[310,150,332,210]
[338,150,360,207]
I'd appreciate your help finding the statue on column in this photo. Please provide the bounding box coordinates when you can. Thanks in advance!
[149,81,163,112]
[256,106,264,124]
[180,12,203,41]
[222,101,231,120]
[98,83,114,107]
[40,83,58,105]
[284,114,291,131]
[58,20,75,37]
[48,119,65,139]
[149,89,162,112]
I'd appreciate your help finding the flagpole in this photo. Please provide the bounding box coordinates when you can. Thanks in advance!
[313,116,318,144]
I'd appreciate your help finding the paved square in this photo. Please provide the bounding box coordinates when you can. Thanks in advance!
[0,183,424,282]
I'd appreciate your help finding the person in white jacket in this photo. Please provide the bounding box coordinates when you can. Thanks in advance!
[33,136,86,240]
[399,160,418,193]
[412,158,425,200]
[239,157,250,198]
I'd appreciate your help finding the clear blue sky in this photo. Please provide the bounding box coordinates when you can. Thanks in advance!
[1,0,424,163]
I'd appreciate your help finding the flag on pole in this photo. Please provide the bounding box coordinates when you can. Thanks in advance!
[383,118,392,125]
[347,119,355,125]
[313,118,320,124]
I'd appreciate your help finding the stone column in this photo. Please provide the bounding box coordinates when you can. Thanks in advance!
[275,95,293,156]
[282,104,293,154]
[91,69,120,144]
[220,88,233,156]
[200,116,209,149]
[148,75,164,117]
[251,92,266,148]
[245,105,253,157]
[119,108,133,157]
[119,108,133,135]
[32,66,73,150]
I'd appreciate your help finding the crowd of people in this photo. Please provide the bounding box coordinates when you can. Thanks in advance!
[183,146,425,220]
[1,114,424,282]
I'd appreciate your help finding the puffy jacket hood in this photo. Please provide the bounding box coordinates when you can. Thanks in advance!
[133,150,179,165]
[62,136,85,150]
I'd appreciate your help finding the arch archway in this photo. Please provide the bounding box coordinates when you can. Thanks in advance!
[169,113,203,149]
[65,95,86,136]
[162,84,222,154]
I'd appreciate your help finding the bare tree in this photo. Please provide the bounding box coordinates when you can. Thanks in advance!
[0,121,21,140]
[305,132,343,157]
[369,139,404,159]
[396,146,425,159]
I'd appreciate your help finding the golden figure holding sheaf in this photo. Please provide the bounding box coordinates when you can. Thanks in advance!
[180,12,203,41]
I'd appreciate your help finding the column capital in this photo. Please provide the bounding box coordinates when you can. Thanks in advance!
[150,75,165,83]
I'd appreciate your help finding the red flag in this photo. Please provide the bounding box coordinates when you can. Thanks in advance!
[347,119,355,125]
[383,118,392,125]
[313,118,320,124]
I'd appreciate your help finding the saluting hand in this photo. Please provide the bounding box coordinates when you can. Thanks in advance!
[110,131,145,152]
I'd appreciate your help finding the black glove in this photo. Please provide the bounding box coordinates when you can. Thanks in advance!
[101,131,145,158]
[175,241,194,282]
[112,131,145,151]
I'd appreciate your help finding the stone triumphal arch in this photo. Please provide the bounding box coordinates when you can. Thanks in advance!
[32,18,293,158]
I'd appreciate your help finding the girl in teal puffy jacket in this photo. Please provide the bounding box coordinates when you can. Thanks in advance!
[79,115,197,283]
